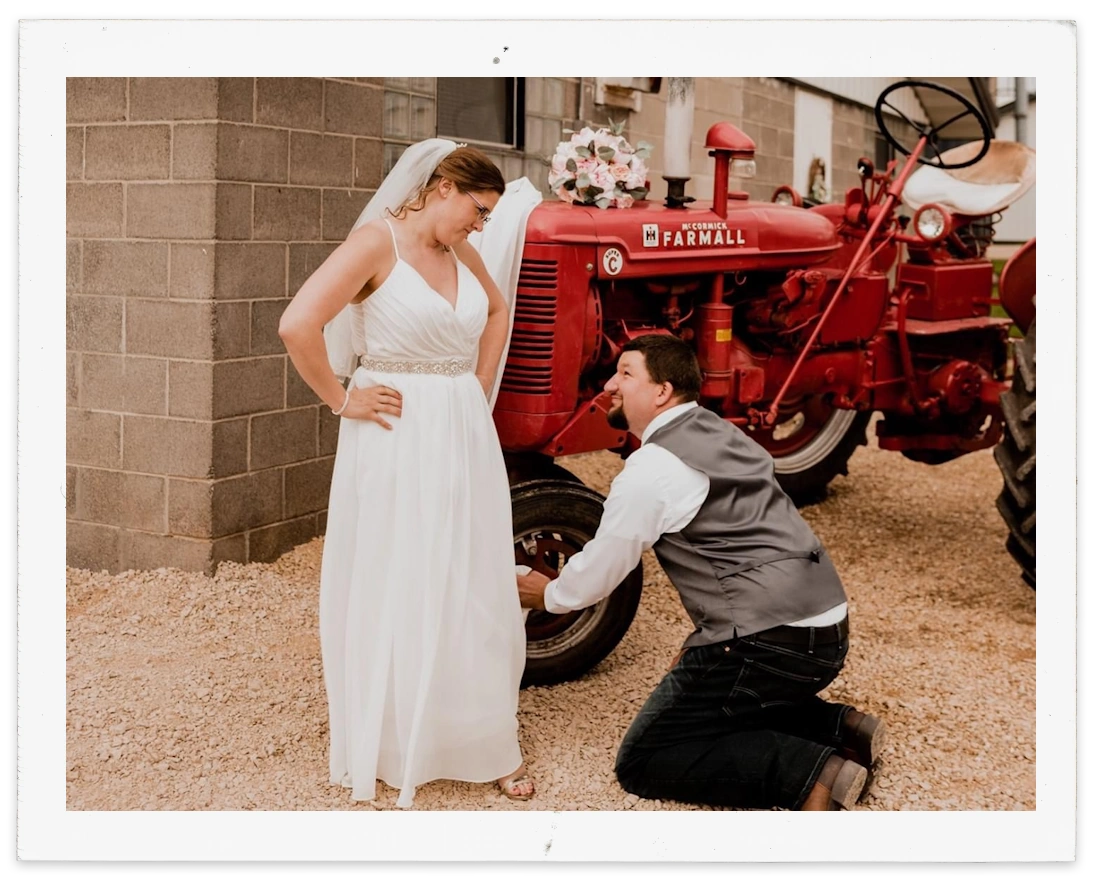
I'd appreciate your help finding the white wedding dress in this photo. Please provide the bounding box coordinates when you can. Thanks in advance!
[318,220,526,807]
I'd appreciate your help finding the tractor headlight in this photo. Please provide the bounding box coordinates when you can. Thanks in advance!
[732,158,757,179]
[913,204,951,242]
[772,185,802,207]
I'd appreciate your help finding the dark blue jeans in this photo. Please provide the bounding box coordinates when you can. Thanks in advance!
[614,622,851,810]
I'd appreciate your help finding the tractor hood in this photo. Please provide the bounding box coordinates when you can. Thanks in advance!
[524,198,841,278]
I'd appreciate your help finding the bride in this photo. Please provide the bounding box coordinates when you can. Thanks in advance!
[279,140,541,807]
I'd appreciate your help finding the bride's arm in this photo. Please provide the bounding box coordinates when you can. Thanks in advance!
[278,223,391,413]
[455,240,509,398]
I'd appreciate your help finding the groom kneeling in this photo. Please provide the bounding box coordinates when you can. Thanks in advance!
[516,335,885,811]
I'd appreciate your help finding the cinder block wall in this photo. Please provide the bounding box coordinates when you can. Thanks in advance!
[67,75,895,575]
[66,77,401,574]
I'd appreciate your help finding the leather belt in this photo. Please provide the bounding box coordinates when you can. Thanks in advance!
[747,616,849,646]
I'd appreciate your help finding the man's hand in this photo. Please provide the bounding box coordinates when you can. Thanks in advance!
[516,568,551,610]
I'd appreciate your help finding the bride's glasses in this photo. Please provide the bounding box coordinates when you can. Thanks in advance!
[463,191,492,225]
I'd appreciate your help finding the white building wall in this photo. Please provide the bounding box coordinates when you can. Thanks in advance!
[793,90,833,198]
[993,98,1036,244]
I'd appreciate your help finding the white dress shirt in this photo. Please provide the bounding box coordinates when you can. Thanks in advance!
[544,401,847,628]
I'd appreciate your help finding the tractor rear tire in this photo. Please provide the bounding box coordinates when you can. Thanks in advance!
[512,479,643,687]
[994,321,1036,587]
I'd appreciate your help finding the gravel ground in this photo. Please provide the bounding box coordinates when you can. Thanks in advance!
[66,429,1035,812]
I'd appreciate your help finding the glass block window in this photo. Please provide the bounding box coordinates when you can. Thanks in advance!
[436,78,523,148]
[383,92,411,138]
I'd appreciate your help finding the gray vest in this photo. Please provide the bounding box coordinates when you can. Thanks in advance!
[649,406,847,648]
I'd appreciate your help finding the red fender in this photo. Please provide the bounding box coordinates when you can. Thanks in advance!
[999,238,1036,335]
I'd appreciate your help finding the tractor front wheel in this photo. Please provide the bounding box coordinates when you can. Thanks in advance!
[995,321,1036,587]
[745,399,872,505]
[512,479,643,686]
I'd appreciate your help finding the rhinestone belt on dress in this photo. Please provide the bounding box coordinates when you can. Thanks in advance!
[358,355,473,377]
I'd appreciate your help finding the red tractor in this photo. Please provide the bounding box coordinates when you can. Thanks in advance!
[497,81,1037,686]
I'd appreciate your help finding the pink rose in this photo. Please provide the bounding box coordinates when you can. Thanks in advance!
[615,194,635,209]
[610,163,632,182]
[588,166,616,192]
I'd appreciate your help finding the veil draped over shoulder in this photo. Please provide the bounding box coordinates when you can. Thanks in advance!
[322,138,542,404]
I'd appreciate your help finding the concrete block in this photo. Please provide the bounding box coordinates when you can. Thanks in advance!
[212,418,249,478]
[215,184,253,241]
[213,242,286,300]
[67,520,121,572]
[126,299,214,360]
[130,77,219,121]
[169,243,215,300]
[83,240,168,297]
[126,183,217,239]
[247,515,318,563]
[85,125,171,180]
[254,186,320,241]
[284,457,334,518]
[217,78,254,123]
[291,132,353,187]
[122,415,212,477]
[67,408,121,469]
[216,123,289,184]
[67,183,124,237]
[66,78,127,124]
[249,407,317,469]
[67,126,84,179]
[325,80,383,137]
[211,357,285,418]
[172,123,218,180]
[66,294,123,353]
[257,78,323,131]
[167,360,213,420]
[250,299,290,356]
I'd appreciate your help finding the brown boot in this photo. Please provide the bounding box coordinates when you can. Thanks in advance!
[839,708,886,770]
[799,754,868,811]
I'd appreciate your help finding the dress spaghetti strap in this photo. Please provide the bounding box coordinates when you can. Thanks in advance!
[382,218,400,262]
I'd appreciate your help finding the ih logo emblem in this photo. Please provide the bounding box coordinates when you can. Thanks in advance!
[642,224,659,248]
[602,248,624,276]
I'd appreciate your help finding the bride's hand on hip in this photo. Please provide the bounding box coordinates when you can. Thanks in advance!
[342,385,403,429]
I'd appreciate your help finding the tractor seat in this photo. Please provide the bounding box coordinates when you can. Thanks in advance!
[901,140,1036,217]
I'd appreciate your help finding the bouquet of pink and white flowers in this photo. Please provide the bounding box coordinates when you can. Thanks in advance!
[548,121,652,209]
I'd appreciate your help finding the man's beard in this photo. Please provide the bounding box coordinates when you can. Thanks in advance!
[607,404,629,431]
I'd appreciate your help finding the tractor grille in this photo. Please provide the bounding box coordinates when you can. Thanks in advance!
[503,258,558,395]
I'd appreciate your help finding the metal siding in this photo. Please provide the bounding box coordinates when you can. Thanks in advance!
[993,102,1037,244]
[791,78,927,120]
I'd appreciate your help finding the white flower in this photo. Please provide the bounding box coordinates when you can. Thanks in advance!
[570,126,597,148]
[549,125,650,207]
[623,170,646,190]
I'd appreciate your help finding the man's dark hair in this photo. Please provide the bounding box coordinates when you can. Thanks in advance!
[621,334,703,403]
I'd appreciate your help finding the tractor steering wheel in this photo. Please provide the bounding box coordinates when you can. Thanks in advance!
[875,80,991,170]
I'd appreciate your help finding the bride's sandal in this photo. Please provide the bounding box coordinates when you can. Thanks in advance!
[497,767,535,801]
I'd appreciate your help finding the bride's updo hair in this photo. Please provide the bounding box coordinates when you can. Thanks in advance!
[390,146,506,219]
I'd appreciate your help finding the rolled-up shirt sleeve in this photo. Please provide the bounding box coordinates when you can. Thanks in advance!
[542,445,707,614]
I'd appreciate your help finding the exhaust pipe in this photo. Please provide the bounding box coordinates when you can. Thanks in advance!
[663,77,695,207]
